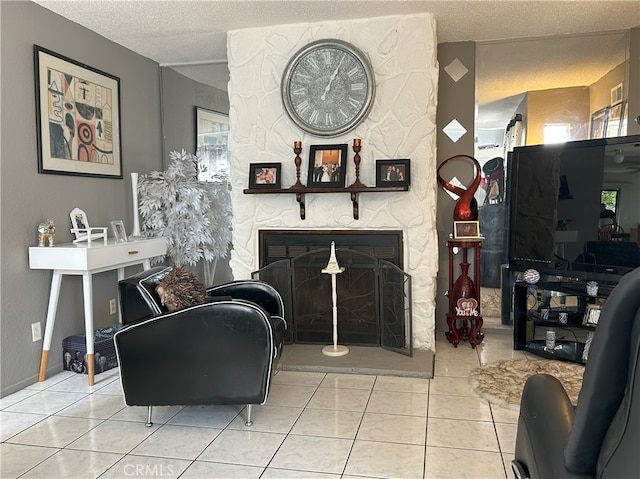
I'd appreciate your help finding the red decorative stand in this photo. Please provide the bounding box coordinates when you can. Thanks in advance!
[446,239,484,348]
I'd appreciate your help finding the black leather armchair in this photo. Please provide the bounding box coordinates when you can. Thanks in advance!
[512,266,640,479]
[113,266,286,427]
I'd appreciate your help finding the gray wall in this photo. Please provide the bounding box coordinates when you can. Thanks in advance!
[0,2,231,396]
[435,42,477,333]
[1,1,160,396]
[160,67,230,163]
[159,66,232,284]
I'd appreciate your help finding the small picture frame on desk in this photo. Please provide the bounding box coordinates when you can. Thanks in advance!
[454,220,481,239]
[110,220,128,243]
[376,159,410,186]
[248,163,281,188]
[69,207,107,243]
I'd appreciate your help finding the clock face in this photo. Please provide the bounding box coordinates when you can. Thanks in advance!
[282,39,375,137]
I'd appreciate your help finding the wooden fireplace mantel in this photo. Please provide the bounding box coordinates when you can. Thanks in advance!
[243,184,409,220]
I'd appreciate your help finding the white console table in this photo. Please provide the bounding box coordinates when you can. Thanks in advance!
[29,237,167,385]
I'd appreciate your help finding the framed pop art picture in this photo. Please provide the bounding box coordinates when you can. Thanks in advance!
[34,45,122,178]
[307,144,348,187]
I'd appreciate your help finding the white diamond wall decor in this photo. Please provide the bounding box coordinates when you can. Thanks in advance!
[444,58,468,83]
[443,119,467,143]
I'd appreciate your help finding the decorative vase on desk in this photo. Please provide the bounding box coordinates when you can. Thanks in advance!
[130,172,142,239]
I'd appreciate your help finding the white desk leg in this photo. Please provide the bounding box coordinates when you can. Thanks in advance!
[38,270,63,381]
[82,272,95,386]
[117,267,125,324]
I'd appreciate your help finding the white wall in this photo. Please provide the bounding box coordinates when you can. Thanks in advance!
[227,14,439,349]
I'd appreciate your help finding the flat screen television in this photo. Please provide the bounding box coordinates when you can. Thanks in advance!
[507,134,640,283]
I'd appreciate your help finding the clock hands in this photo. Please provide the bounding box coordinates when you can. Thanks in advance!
[321,56,345,101]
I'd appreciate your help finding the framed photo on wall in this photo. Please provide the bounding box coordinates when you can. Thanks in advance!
[376,159,411,187]
[249,163,281,188]
[34,45,122,178]
[195,107,230,182]
[307,144,348,187]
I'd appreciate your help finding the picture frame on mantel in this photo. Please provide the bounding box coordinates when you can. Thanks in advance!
[307,144,348,188]
[376,159,411,187]
[249,163,281,188]
[34,45,122,179]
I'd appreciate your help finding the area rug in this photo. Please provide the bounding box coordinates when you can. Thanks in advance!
[469,359,585,409]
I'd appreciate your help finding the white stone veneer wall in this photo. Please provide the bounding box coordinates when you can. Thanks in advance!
[227,14,439,350]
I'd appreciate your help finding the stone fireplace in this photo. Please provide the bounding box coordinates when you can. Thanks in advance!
[226,13,439,350]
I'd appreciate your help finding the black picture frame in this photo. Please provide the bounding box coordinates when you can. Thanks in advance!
[249,163,281,188]
[34,45,122,178]
[376,159,411,187]
[307,144,348,187]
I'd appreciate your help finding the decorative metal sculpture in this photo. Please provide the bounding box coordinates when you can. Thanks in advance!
[38,219,55,247]
[437,154,482,221]
[321,242,348,357]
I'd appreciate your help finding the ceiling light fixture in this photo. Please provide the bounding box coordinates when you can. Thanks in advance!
[613,149,625,164]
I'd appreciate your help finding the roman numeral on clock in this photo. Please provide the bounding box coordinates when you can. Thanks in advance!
[307,57,320,70]
[297,100,310,114]
[347,66,360,78]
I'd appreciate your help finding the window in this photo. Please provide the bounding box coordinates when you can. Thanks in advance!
[543,124,570,144]
[601,189,619,213]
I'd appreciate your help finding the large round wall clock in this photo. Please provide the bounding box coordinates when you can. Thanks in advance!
[281,39,375,137]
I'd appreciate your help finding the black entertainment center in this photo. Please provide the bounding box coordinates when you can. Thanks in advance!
[505,134,640,362]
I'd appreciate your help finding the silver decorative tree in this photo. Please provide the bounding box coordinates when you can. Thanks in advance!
[138,149,232,270]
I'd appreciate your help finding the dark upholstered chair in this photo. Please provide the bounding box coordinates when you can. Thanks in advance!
[512,266,640,479]
[113,266,286,427]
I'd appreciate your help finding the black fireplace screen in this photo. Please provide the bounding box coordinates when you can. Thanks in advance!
[252,247,412,356]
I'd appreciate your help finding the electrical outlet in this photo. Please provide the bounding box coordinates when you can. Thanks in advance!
[109,299,117,315]
[31,322,42,342]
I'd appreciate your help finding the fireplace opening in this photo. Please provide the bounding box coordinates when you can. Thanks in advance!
[252,230,412,355]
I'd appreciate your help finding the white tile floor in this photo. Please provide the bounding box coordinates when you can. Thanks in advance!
[1,332,529,479]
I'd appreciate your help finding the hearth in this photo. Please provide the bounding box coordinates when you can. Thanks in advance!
[252,230,412,355]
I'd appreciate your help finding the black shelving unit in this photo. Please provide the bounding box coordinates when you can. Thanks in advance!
[513,280,610,363]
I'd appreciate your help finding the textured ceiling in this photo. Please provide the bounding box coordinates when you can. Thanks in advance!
[31,0,640,65]
[32,0,640,130]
